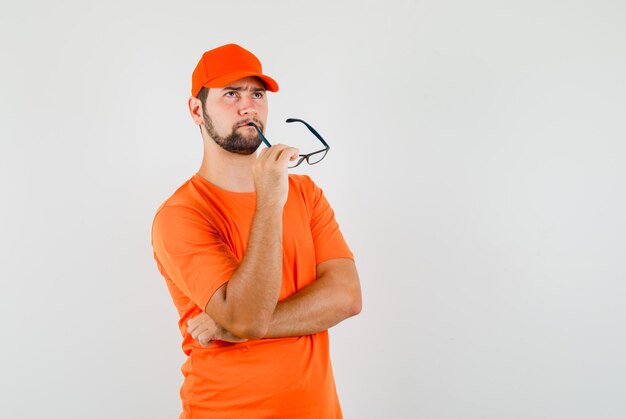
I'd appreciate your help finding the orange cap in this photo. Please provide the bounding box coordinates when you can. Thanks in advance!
[191,44,279,97]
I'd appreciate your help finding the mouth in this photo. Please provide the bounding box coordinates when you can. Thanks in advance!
[245,122,271,147]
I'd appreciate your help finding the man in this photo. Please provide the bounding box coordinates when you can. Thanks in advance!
[151,43,362,418]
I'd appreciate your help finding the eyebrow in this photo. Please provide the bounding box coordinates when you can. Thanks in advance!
[222,85,266,92]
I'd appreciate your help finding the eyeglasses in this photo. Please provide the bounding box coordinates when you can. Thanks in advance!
[249,118,330,169]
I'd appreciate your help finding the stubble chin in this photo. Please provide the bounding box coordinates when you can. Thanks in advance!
[203,113,262,155]
[223,132,262,155]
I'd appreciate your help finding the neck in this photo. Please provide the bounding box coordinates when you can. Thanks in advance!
[196,137,257,193]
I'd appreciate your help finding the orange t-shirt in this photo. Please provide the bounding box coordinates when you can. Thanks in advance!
[151,173,354,418]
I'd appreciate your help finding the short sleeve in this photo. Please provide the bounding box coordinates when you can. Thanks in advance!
[305,176,354,264]
[151,205,239,310]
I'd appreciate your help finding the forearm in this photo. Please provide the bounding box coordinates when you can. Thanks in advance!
[191,259,361,343]
[264,283,348,338]
[264,261,362,338]
[206,204,283,338]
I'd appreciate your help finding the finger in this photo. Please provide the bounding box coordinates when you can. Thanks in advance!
[257,147,270,159]
[199,338,214,347]
[259,144,290,162]
[187,320,200,336]
[254,147,275,167]
[189,327,199,339]
[187,311,209,328]
[260,144,296,163]
[198,330,215,346]
[188,318,210,338]
[190,326,206,339]
[276,147,300,165]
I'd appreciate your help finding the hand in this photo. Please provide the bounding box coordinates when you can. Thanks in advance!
[187,312,248,347]
[253,144,300,208]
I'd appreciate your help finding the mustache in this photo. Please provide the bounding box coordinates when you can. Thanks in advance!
[236,119,263,129]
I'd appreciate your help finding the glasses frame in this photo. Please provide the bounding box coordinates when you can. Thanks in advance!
[249,118,330,168]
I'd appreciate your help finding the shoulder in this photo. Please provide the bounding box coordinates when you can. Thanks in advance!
[155,176,198,211]
[288,173,319,192]
[288,173,322,203]
[152,177,207,233]
[287,174,332,217]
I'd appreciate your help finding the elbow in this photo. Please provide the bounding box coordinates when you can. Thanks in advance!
[350,295,363,317]
[346,270,362,317]
[228,319,270,340]
[238,325,269,340]
[345,291,362,318]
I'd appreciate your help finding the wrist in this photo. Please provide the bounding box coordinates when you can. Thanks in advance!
[255,200,284,215]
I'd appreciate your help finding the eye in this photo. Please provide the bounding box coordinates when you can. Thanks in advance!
[253,92,264,99]
[224,91,237,97]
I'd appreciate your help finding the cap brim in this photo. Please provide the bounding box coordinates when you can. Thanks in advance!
[202,71,279,93]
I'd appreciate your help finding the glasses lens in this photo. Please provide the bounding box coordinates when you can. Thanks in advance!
[306,149,328,165]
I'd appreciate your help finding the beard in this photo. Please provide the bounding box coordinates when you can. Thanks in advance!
[202,110,264,155]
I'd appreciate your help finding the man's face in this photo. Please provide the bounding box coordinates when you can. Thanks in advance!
[201,76,268,155]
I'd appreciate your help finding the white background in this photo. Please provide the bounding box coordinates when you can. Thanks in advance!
[1,1,625,418]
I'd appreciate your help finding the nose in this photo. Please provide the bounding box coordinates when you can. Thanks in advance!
[238,95,258,116]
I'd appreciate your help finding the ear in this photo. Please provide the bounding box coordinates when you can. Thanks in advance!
[188,96,204,126]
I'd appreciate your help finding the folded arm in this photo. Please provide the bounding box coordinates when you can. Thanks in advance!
[203,203,283,339]
[202,144,300,340]
[265,257,361,338]
[189,257,362,343]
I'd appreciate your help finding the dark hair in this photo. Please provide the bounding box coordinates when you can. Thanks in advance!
[197,87,209,133]
[197,87,209,105]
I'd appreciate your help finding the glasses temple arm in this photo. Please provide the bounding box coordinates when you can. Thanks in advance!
[285,118,330,149]
[249,123,272,147]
